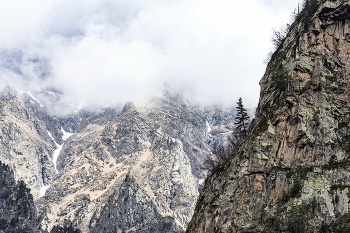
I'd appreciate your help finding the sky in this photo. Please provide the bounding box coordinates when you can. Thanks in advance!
[0,0,301,114]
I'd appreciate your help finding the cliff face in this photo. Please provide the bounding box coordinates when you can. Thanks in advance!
[187,0,350,232]
[37,94,211,232]
[0,87,56,199]
[0,162,36,233]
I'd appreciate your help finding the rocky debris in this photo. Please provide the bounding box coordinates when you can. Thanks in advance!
[187,0,350,232]
[0,86,56,199]
[0,162,36,233]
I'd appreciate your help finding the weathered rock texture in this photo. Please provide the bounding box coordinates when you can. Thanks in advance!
[0,87,56,199]
[37,93,212,232]
[0,162,37,233]
[187,0,350,232]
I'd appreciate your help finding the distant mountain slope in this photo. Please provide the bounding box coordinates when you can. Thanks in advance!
[0,84,239,232]
[36,94,214,232]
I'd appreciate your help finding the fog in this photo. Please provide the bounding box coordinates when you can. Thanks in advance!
[0,0,301,114]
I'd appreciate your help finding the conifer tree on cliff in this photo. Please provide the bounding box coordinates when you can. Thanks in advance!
[235,97,250,137]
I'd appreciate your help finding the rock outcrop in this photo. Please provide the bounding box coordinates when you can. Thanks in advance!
[187,0,350,232]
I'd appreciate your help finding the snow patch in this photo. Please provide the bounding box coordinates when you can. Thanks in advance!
[40,185,51,197]
[26,92,43,107]
[53,144,63,174]
[47,130,54,141]
[48,130,61,173]
[61,127,74,141]
[198,179,205,185]
[206,121,212,133]
[46,90,61,96]
[49,129,74,173]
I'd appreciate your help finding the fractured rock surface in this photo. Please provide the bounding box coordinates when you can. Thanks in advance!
[188,1,350,232]
[37,93,214,232]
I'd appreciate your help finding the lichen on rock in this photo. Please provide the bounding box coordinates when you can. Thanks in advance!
[187,0,350,232]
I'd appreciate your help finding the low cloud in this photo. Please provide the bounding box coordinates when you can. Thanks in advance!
[0,0,300,113]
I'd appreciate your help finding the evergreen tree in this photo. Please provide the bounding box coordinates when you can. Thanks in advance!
[235,97,250,137]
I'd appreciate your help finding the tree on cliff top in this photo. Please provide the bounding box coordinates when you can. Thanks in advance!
[235,97,250,137]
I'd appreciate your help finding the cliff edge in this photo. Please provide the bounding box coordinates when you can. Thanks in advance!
[187,0,350,232]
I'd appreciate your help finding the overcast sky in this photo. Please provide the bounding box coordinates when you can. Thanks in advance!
[0,0,301,112]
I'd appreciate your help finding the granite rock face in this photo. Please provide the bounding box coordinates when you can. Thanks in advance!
[187,1,350,232]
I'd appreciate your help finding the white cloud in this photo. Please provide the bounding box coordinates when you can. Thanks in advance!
[0,0,301,112]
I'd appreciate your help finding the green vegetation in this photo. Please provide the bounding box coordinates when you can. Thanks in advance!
[270,66,291,92]
[298,80,318,94]
[338,121,347,129]
[330,183,350,192]
[203,98,251,173]
[260,200,318,233]
[333,112,350,154]
[294,0,319,29]
[290,178,303,198]
[267,0,319,66]
[235,97,250,137]
[325,75,336,82]
[322,154,349,170]
[320,213,350,233]
[246,117,269,141]
[279,178,304,204]
[272,161,292,172]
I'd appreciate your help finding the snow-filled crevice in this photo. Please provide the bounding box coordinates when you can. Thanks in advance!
[61,127,74,140]
[206,121,212,133]
[40,185,51,197]
[49,128,74,173]
[41,128,74,197]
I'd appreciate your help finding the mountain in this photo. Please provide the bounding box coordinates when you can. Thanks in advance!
[31,92,231,232]
[0,84,240,232]
[187,0,350,232]
[0,87,225,232]
[0,86,56,199]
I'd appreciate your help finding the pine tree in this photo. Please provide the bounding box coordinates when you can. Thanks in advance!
[235,97,250,137]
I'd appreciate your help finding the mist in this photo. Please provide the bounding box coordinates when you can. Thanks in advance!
[0,0,301,114]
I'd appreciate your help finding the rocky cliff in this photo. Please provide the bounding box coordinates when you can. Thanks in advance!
[0,162,37,233]
[0,87,56,199]
[36,93,213,232]
[187,0,350,232]
[0,84,237,232]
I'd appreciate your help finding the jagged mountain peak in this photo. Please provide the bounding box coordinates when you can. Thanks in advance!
[0,86,19,101]
[121,101,136,113]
